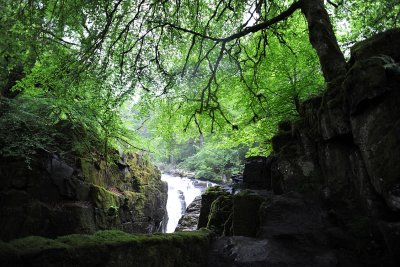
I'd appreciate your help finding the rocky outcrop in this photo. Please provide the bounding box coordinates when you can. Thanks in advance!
[198,187,230,229]
[0,152,168,241]
[0,230,210,267]
[242,156,275,189]
[262,29,400,266]
[203,29,400,267]
[175,196,202,232]
[197,188,266,237]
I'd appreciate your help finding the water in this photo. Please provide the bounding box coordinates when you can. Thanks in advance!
[161,173,212,233]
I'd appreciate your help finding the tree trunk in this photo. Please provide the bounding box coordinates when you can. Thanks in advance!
[300,0,346,83]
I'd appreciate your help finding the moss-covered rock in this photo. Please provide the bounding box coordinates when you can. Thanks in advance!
[207,195,233,235]
[0,151,167,241]
[0,230,211,267]
[232,190,264,237]
[197,186,229,229]
[90,185,120,210]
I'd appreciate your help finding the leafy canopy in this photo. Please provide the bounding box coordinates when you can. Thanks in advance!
[0,0,398,167]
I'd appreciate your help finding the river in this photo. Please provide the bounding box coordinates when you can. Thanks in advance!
[161,173,214,233]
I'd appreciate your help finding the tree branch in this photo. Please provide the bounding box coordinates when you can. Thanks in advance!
[156,0,301,43]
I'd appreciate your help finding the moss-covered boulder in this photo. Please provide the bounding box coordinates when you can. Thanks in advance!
[207,195,233,235]
[197,186,229,229]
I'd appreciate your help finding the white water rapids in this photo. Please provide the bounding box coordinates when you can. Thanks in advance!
[161,173,214,233]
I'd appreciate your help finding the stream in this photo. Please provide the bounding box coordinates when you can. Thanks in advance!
[161,173,214,233]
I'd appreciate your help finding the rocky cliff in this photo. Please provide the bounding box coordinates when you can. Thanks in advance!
[204,29,400,267]
[0,150,168,241]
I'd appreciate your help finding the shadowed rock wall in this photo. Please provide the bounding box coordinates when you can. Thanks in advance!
[0,151,168,241]
[206,29,400,267]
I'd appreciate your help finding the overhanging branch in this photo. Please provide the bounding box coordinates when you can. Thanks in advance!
[156,0,301,43]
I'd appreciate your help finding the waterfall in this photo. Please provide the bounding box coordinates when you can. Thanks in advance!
[161,173,213,233]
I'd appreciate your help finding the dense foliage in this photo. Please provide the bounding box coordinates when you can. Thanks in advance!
[0,0,398,179]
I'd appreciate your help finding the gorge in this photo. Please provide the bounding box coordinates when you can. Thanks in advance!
[1,0,400,266]
[2,28,400,267]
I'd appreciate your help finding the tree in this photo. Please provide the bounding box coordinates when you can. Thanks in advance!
[1,0,398,158]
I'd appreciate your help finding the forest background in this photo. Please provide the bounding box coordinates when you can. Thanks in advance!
[0,0,398,182]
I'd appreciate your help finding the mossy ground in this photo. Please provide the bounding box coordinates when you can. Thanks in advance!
[0,230,210,267]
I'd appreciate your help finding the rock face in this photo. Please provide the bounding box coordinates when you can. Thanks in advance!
[267,29,400,266]
[204,29,400,267]
[0,152,168,241]
[242,156,275,189]
[208,236,338,267]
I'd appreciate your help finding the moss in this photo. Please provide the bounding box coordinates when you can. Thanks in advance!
[89,185,119,210]
[125,153,161,187]
[80,159,105,186]
[9,236,69,254]
[0,230,211,267]
[204,186,225,194]
[0,241,18,257]
[223,212,233,236]
[198,186,230,229]
[56,230,140,247]
[207,195,233,235]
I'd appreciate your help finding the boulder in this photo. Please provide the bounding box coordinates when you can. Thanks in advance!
[176,196,202,232]
[207,195,233,235]
[197,186,229,229]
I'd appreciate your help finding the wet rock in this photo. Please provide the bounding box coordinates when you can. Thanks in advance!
[319,80,351,141]
[176,196,202,231]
